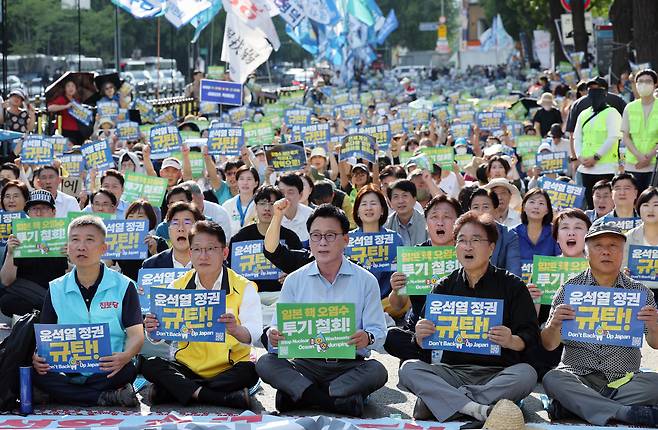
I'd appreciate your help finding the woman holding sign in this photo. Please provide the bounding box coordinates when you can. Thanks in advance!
[222,166,259,237]
[47,79,83,146]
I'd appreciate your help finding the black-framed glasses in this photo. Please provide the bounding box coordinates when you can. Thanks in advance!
[309,232,341,243]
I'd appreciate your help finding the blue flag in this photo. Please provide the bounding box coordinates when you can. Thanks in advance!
[376,9,398,45]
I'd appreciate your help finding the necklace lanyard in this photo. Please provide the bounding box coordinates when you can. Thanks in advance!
[236,197,253,227]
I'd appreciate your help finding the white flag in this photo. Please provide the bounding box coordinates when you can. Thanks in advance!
[222,0,280,50]
[165,0,212,29]
[265,0,305,27]
[221,11,273,83]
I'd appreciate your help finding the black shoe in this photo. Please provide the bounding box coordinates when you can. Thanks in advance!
[223,388,251,410]
[459,421,485,429]
[547,398,578,421]
[97,383,138,407]
[333,394,364,417]
[626,405,658,427]
[139,383,159,405]
[275,390,297,413]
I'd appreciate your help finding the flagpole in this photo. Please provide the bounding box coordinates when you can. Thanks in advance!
[156,17,161,99]
[1,0,7,95]
[114,5,121,72]
[77,0,82,71]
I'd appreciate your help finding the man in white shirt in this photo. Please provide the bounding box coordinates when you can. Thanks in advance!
[276,173,313,243]
[181,181,232,238]
[35,165,80,217]
[142,220,261,408]
[484,178,522,228]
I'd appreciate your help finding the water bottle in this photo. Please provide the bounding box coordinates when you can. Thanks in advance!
[19,366,33,415]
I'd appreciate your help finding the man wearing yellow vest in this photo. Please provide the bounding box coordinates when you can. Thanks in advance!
[623,69,658,191]
[574,77,623,209]
[141,220,261,409]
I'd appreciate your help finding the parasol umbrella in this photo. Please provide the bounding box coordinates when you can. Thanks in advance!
[85,72,125,106]
[45,71,96,105]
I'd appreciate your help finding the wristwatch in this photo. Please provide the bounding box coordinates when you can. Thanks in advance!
[366,331,376,346]
[593,153,601,161]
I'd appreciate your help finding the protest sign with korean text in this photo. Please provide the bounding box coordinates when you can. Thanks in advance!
[151,288,226,342]
[0,211,25,246]
[284,108,312,126]
[97,100,120,119]
[228,106,251,124]
[132,97,156,123]
[521,259,533,285]
[171,151,204,178]
[450,123,471,139]
[531,256,589,305]
[116,121,140,141]
[345,231,399,272]
[21,136,53,165]
[476,111,505,131]
[562,284,646,347]
[350,124,391,149]
[12,218,67,258]
[35,323,111,374]
[291,123,330,149]
[81,140,114,171]
[103,219,148,260]
[243,121,275,147]
[539,177,585,210]
[265,143,306,173]
[398,246,461,295]
[336,103,362,120]
[207,126,244,156]
[67,101,93,126]
[200,79,243,106]
[421,147,455,170]
[340,134,375,163]
[149,125,182,159]
[537,151,568,174]
[600,217,643,234]
[422,294,503,355]
[231,240,282,281]
[122,172,168,206]
[516,136,541,169]
[50,135,70,158]
[389,118,407,135]
[154,109,178,125]
[59,154,84,178]
[277,303,356,359]
[137,268,190,313]
[627,245,658,282]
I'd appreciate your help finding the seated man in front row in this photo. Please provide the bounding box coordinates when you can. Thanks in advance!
[32,215,144,406]
[541,224,658,427]
[141,221,261,409]
[256,204,388,417]
[398,211,539,424]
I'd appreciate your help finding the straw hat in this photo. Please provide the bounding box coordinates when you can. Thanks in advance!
[483,178,522,211]
[480,399,542,430]
[463,156,485,178]
[537,92,556,107]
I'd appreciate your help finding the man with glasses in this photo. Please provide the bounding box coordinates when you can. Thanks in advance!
[228,185,303,324]
[398,211,539,424]
[142,202,205,269]
[541,224,658,427]
[622,69,658,191]
[35,165,80,217]
[256,204,388,417]
[142,220,261,408]
[0,190,69,317]
[593,173,639,225]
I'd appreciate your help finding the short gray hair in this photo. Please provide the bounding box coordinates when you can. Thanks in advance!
[181,180,202,196]
[67,215,107,238]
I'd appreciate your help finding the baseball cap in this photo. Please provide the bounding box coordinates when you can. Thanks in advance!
[537,142,552,153]
[351,163,369,174]
[310,147,327,159]
[586,76,609,89]
[8,89,27,100]
[584,223,626,241]
[160,157,182,171]
[454,137,468,147]
[25,189,56,211]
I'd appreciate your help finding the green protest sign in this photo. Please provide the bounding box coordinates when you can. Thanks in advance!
[420,147,455,170]
[12,218,68,258]
[531,255,589,305]
[243,121,275,147]
[397,246,460,295]
[516,136,541,169]
[277,303,356,359]
[172,151,204,178]
[122,172,169,206]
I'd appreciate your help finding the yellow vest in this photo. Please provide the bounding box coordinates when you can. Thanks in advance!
[625,99,658,165]
[171,268,255,378]
[579,106,619,164]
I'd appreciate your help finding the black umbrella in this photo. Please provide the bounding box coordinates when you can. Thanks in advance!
[85,72,125,106]
[45,71,96,105]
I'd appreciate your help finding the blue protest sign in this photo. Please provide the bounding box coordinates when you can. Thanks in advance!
[450,123,471,139]
[476,111,505,131]
[628,245,658,283]
[116,121,141,141]
[231,240,283,281]
[336,103,362,120]
[20,135,53,165]
[80,140,114,171]
[151,288,226,342]
[228,106,252,124]
[0,130,24,141]
[350,124,392,149]
[59,154,84,178]
[422,294,503,355]
[35,323,112,373]
[536,151,568,174]
[345,231,399,272]
[562,284,646,347]
[49,135,70,158]
[600,217,643,234]
[207,126,244,156]
[137,268,190,313]
[284,108,312,126]
[149,125,182,159]
[539,177,585,210]
[521,259,533,286]
[200,79,243,106]
[265,142,307,173]
[67,101,93,126]
[102,219,148,260]
[291,123,330,149]
[388,118,407,135]
[96,100,120,119]
[131,97,156,123]
[0,211,26,246]
[154,109,178,125]
[339,134,376,163]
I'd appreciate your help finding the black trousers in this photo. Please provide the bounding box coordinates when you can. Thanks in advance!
[581,172,614,210]
[627,170,654,192]
[383,327,431,365]
[32,362,137,406]
[141,356,258,405]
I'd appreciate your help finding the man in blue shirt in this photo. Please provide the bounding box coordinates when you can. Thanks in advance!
[256,204,388,417]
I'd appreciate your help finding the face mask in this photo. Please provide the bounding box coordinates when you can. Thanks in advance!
[637,82,655,97]
[455,146,468,155]
[588,88,607,110]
